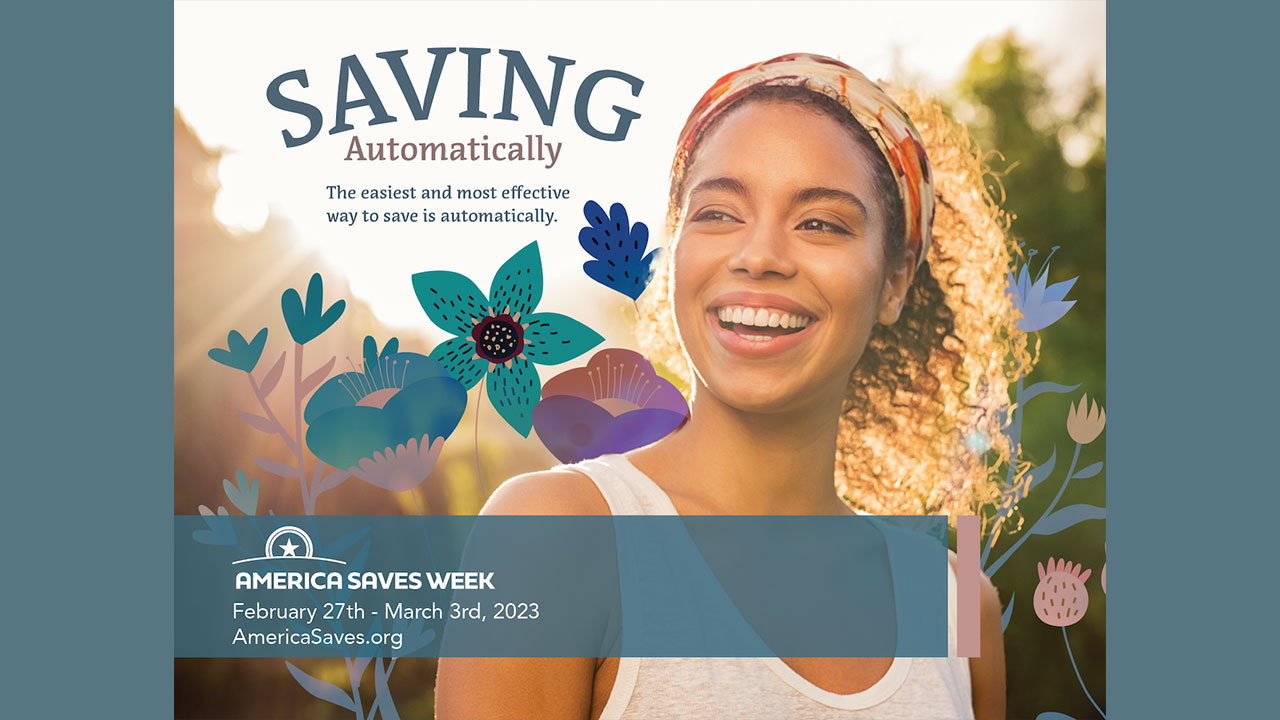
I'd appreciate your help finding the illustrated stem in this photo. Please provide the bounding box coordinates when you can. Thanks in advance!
[474,382,487,502]
[294,342,313,515]
[344,657,365,720]
[365,658,399,719]
[986,442,1081,576]
[247,374,298,454]
[1063,626,1105,718]
[983,374,1025,566]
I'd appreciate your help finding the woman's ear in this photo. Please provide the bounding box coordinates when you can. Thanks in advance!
[877,254,915,325]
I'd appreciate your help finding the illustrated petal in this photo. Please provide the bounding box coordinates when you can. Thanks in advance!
[487,358,541,437]
[246,328,269,366]
[489,241,543,318]
[429,336,488,390]
[1041,276,1078,305]
[522,312,604,365]
[281,287,306,343]
[531,394,616,463]
[412,270,490,336]
[303,371,368,424]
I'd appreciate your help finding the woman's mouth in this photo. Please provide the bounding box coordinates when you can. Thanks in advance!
[714,305,813,339]
[706,304,816,358]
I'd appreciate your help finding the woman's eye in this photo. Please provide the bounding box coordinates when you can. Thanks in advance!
[692,209,741,223]
[797,218,851,234]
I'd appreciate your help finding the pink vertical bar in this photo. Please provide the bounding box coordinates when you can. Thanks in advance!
[956,515,980,658]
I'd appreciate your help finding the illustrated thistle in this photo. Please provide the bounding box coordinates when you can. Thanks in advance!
[1067,393,1107,445]
[413,241,604,437]
[1033,557,1093,628]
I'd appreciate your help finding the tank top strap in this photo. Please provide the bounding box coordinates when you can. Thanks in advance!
[557,454,680,516]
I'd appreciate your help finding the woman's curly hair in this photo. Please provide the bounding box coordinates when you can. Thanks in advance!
[636,82,1030,522]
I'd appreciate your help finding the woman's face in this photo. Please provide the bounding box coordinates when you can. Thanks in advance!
[672,101,912,415]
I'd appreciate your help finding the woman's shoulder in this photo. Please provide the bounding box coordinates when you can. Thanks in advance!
[479,465,612,516]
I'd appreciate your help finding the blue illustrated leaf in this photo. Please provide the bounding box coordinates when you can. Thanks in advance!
[285,661,356,711]
[374,658,400,720]
[1001,592,1015,632]
[1030,504,1106,536]
[282,273,346,345]
[1028,447,1058,492]
[1020,381,1081,405]
[192,505,236,546]
[208,328,268,373]
[579,200,661,300]
[320,526,370,558]
[222,470,259,515]
[1072,461,1104,479]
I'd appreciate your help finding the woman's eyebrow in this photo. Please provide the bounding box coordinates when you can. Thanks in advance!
[688,176,749,199]
[792,187,867,218]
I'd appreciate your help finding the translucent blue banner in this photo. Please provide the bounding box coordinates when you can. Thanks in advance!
[175,515,947,658]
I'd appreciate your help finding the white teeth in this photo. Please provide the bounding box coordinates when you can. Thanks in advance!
[715,305,813,329]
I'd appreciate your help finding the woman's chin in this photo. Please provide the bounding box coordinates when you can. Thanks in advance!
[700,374,817,416]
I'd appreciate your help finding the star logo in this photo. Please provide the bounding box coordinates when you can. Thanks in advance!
[232,525,347,566]
[278,538,300,557]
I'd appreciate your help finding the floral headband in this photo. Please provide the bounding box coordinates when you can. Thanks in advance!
[675,53,935,269]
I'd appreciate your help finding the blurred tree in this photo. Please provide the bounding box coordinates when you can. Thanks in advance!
[948,32,1108,720]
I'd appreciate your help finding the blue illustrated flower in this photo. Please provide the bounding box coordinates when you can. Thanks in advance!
[1008,246,1077,332]
[579,201,662,301]
[304,336,466,491]
[413,241,604,437]
[208,328,268,373]
[282,272,346,345]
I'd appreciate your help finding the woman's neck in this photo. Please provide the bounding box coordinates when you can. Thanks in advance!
[633,383,851,515]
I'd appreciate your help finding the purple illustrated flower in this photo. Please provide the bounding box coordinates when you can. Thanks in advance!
[532,348,688,464]
[1007,246,1077,332]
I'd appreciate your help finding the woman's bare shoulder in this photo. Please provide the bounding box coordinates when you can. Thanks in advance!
[480,467,611,516]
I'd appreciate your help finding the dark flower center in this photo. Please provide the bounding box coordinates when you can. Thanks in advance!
[472,314,524,362]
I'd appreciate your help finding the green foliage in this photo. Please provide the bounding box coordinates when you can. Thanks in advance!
[952,32,1107,720]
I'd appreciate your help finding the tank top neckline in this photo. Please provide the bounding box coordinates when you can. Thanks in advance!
[576,453,917,710]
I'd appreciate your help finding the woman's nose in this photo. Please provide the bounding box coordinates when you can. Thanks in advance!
[729,221,797,278]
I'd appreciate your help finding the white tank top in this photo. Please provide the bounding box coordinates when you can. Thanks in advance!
[562,454,975,720]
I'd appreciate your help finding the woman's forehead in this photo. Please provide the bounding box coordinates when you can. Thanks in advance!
[684,101,877,201]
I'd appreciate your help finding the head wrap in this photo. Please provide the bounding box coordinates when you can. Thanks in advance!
[675,53,934,269]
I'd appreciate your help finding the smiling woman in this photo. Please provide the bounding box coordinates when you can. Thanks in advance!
[437,53,1019,720]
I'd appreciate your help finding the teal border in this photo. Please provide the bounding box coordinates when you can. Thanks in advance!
[9,1,1272,717]
[1109,2,1274,718]
[9,0,173,717]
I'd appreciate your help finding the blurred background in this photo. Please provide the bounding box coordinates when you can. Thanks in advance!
[176,3,1105,718]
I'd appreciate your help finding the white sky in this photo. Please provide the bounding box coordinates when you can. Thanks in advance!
[175,0,1105,334]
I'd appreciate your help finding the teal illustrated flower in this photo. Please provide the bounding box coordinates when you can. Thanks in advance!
[282,273,346,345]
[304,336,466,491]
[208,328,268,373]
[412,241,604,436]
